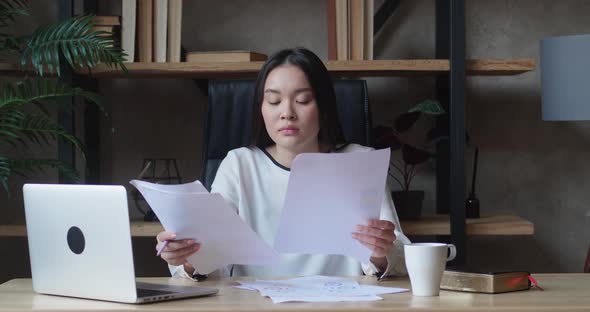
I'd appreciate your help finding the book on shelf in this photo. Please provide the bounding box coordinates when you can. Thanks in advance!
[88,25,115,34]
[440,269,531,294]
[88,25,117,48]
[349,0,364,60]
[167,0,183,62]
[326,0,337,60]
[154,0,168,63]
[363,0,373,60]
[91,15,120,26]
[121,0,136,63]
[335,0,348,60]
[137,0,153,62]
[329,0,372,61]
[185,51,268,63]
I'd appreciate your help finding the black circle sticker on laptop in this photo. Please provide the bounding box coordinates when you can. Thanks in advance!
[67,226,85,254]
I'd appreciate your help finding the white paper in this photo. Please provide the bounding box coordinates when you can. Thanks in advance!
[274,149,391,263]
[133,179,208,193]
[130,179,280,274]
[235,275,408,303]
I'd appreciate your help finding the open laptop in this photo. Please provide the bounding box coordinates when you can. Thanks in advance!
[23,183,218,304]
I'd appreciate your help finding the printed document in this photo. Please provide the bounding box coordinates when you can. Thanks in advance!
[130,179,280,274]
[236,275,408,303]
[274,148,391,263]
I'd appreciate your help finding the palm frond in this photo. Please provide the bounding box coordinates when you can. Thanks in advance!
[0,33,21,52]
[0,78,103,111]
[19,113,85,156]
[0,105,26,148]
[21,13,127,77]
[7,158,79,182]
[0,0,29,28]
[0,156,10,195]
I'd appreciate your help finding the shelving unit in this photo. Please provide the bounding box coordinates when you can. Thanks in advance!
[1,0,531,267]
[0,215,534,237]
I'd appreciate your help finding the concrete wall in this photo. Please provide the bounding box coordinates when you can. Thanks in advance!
[3,1,590,283]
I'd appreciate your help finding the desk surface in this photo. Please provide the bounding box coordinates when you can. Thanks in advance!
[0,274,588,312]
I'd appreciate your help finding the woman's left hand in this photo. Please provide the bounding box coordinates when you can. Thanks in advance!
[352,219,396,258]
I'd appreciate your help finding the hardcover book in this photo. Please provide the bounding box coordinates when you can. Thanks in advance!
[185,51,267,63]
[121,0,136,63]
[440,270,531,294]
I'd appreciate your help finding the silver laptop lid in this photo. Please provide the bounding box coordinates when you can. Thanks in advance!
[23,184,138,303]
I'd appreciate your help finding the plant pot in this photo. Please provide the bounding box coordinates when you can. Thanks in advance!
[391,190,424,220]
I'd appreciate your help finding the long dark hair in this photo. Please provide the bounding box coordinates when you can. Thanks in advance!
[251,47,345,149]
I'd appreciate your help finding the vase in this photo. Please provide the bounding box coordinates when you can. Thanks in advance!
[391,190,424,220]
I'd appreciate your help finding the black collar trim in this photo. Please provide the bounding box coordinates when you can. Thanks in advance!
[260,147,291,172]
[258,143,349,172]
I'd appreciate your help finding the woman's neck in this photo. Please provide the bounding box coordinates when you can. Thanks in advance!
[267,143,328,168]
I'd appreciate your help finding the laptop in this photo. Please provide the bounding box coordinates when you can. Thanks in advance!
[23,183,218,304]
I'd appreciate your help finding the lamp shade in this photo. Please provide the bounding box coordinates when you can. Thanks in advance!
[541,34,590,121]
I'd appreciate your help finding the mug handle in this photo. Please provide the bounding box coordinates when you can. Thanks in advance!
[446,244,457,261]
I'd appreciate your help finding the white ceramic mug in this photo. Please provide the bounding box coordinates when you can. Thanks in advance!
[404,243,456,296]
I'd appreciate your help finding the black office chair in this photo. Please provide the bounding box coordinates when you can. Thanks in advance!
[201,79,373,190]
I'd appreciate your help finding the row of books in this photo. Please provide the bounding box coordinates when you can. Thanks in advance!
[120,0,183,63]
[327,0,374,61]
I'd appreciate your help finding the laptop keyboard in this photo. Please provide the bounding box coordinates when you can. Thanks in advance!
[136,287,176,297]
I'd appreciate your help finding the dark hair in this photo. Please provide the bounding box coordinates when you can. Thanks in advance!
[251,47,345,149]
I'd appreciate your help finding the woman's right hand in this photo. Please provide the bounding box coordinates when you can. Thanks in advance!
[156,231,200,267]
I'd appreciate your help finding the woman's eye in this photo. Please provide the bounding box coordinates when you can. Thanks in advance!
[268,100,280,105]
[296,99,311,104]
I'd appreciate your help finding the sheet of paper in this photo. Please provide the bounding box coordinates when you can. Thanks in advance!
[235,275,408,303]
[130,179,280,274]
[273,149,391,263]
[132,179,208,193]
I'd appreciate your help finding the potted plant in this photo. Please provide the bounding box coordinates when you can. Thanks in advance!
[0,1,127,197]
[374,99,445,220]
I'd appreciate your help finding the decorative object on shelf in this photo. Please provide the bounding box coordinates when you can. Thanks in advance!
[465,147,480,218]
[0,2,127,197]
[132,158,182,222]
[374,99,445,220]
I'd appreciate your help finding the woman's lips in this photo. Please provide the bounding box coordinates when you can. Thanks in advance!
[279,127,299,135]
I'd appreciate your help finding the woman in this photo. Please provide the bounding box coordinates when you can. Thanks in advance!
[156,48,409,279]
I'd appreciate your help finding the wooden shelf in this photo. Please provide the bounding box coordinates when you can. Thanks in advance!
[0,59,535,79]
[402,214,534,235]
[0,214,533,237]
[76,59,535,78]
[0,59,534,79]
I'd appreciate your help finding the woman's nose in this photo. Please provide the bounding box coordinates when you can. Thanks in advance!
[280,103,296,120]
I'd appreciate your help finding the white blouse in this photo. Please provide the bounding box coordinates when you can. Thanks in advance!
[170,144,409,279]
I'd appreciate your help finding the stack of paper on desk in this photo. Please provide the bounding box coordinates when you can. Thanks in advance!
[130,180,279,274]
[236,275,409,303]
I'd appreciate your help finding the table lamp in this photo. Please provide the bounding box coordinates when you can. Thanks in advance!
[541,34,590,219]
[541,34,590,121]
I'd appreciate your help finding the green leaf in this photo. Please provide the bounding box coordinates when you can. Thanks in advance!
[21,13,127,77]
[0,78,103,111]
[0,0,29,28]
[408,99,445,115]
[0,156,10,196]
[8,158,80,182]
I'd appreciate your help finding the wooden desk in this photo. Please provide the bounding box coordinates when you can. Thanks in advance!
[0,274,588,311]
[0,214,535,237]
